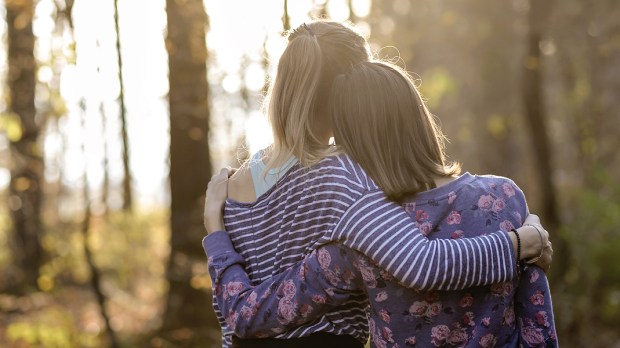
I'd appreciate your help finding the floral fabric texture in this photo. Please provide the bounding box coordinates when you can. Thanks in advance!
[206,173,557,347]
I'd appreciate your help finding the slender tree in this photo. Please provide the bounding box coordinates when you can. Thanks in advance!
[162,0,218,343]
[78,100,119,348]
[5,0,44,292]
[99,101,110,214]
[522,0,564,271]
[282,0,290,33]
[113,0,133,212]
[348,0,358,23]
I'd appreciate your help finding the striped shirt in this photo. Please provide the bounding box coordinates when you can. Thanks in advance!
[204,154,516,346]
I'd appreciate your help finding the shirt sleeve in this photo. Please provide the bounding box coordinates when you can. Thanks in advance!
[203,232,364,339]
[333,189,517,290]
[515,265,558,347]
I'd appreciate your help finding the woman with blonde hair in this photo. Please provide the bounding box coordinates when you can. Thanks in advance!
[204,61,557,347]
[204,22,552,348]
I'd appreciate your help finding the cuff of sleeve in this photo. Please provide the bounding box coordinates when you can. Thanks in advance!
[202,231,236,258]
[500,231,518,278]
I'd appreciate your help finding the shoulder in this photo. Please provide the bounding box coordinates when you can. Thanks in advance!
[466,174,527,209]
[311,153,377,191]
[227,160,256,203]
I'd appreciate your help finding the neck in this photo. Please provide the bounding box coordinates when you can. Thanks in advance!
[434,174,458,188]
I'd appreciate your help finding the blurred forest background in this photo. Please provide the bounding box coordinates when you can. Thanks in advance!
[0,0,618,347]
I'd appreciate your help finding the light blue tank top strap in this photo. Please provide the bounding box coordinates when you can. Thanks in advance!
[249,149,298,197]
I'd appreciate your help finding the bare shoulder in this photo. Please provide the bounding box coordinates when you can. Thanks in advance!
[228,162,257,203]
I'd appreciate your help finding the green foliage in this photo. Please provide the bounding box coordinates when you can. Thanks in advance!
[419,68,456,109]
[552,167,620,343]
[2,210,172,347]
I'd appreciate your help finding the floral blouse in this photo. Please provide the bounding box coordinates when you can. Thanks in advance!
[205,173,557,347]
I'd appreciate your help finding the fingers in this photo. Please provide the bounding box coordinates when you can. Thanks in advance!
[226,166,238,177]
[524,214,540,225]
[536,240,553,272]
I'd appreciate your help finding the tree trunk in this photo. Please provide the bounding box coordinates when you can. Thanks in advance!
[522,0,566,273]
[6,0,44,293]
[282,0,290,32]
[113,0,133,212]
[162,0,218,344]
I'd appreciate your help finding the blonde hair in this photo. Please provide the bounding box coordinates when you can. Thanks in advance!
[263,21,371,171]
[330,61,461,202]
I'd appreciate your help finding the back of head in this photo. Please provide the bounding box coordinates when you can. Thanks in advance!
[330,61,461,202]
[265,21,370,170]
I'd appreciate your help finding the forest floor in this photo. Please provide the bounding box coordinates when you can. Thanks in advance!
[0,210,219,347]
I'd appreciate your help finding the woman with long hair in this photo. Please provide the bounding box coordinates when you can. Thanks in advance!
[203,61,556,347]
[203,21,552,348]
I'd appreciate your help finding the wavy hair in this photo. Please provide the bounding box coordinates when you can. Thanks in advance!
[330,61,461,202]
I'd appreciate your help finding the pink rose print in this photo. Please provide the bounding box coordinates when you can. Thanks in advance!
[324,269,340,286]
[503,306,515,327]
[409,301,428,316]
[530,270,540,283]
[240,306,253,321]
[513,211,523,225]
[499,220,515,232]
[431,325,450,346]
[447,211,462,225]
[479,333,497,348]
[419,222,433,236]
[404,202,416,213]
[375,291,389,302]
[462,311,475,327]
[482,317,491,327]
[281,280,297,298]
[491,282,513,297]
[536,311,550,327]
[380,269,395,281]
[521,326,545,345]
[492,199,506,212]
[446,328,469,345]
[317,248,332,269]
[226,281,244,297]
[312,295,326,304]
[478,195,494,209]
[451,230,465,239]
[459,293,473,307]
[379,309,391,323]
[405,336,417,346]
[277,298,297,325]
[502,182,515,197]
[416,210,429,222]
[530,290,545,306]
[426,302,443,318]
[225,312,239,331]
[356,260,377,287]
[247,291,257,306]
[448,191,457,204]
[372,335,388,348]
[382,326,395,343]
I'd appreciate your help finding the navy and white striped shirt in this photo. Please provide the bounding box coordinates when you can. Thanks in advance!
[207,154,516,346]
